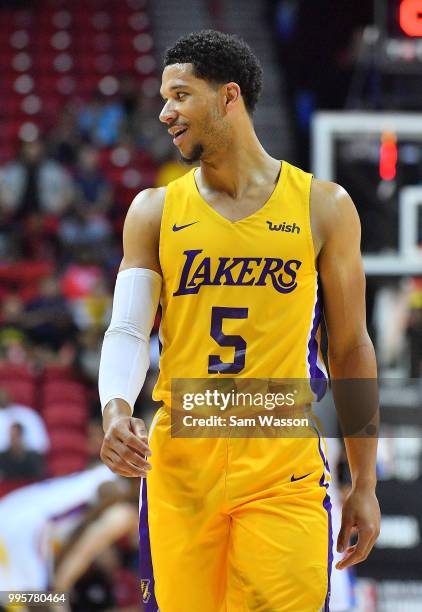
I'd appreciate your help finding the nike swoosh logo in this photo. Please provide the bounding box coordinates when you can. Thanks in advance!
[291,472,311,482]
[172,221,199,232]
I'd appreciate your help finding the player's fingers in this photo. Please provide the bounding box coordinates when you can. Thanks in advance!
[335,544,356,570]
[121,428,152,456]
[102,442,151,476]
[131,417,149,442]
[108,458,148,478]
[101,426,152,476]
[357,522,380,559]
[101,448,136,474]
[112,438,152,472]
[101,451,139,477]
[337,520,352,553]
[105,423,151,457]
[336,525,375,569]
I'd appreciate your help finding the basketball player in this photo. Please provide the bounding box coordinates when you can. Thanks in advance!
[99,30,380,611]
[0,463,116,594]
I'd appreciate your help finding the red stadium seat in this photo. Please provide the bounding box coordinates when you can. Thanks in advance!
[47,454,88,477]
[43,381,87,404]
[43,365,79,382]
[0,261,54,286]
[48,429,88,455]
[0,380,36,407]
[0,143,17,164]
[43,402,88,429]
[0,363,35,382]
[0,0,156,153]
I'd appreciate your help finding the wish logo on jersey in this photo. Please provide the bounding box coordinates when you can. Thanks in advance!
[173,249,302,296]
[266,220,300,233]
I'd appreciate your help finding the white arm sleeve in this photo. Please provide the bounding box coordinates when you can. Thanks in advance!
[98,268,162,414]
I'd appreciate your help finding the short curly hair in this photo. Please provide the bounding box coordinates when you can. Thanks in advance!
[163,30,263,114]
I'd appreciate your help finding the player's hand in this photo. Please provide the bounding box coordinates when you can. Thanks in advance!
[336,485,380,570]
[101,415,152,478]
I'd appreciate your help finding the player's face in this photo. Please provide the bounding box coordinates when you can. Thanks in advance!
[159,63,230,163]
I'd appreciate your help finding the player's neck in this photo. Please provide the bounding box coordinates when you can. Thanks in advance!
[199,128,279,199]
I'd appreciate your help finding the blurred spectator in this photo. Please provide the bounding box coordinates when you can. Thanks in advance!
[0,206,20,262]
[86,420,106,463]
[155,152,189,187]
[0,422,45,480]
[0,139,74,259]
[61,252,102,302]
[120,75,141,124]
[0,1,159,603]
[61,257,112,334]
[69,277,112,332]
[407,278,422,377]
[132,96,167,160]
[59,203,112,257]
[61,255,105,302]
[0,388,49,454]
[78,330,103,384]
[78,91,125,147]
[0,140,74,218]
[47,106,82,166]
[74,145,113,215]
[24,275,75,351]
[0,294,29,358]
[59,145,113,260]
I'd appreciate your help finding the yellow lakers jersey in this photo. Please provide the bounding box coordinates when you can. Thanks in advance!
[153,160,327,407]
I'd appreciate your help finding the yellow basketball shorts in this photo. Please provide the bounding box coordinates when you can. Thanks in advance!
[139,408,333,612]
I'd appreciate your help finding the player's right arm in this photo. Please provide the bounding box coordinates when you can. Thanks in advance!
[99,188,165,477]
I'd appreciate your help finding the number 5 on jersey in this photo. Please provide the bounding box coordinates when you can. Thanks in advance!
[208,306,248,374]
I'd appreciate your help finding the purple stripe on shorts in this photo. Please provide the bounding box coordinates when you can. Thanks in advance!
[321,481,333,612]
[139,479,158,611]
[307,278,328,401]
[316,431,333,611]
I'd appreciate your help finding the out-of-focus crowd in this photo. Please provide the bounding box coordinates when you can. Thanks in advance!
[0,80,187,478]
[0,79,187,611]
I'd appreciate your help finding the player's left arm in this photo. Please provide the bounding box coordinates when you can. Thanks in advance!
[53,502,139,592]
[312,179,381,570]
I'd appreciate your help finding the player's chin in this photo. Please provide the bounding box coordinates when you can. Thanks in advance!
[180,142,203,164]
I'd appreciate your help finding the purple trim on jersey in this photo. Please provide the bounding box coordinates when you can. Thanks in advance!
[50,502,88,522]
[307,278,328,401]
[309,416,330,475]
[139,479,158,611]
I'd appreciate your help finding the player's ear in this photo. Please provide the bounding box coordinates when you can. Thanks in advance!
[224,82,241,112]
